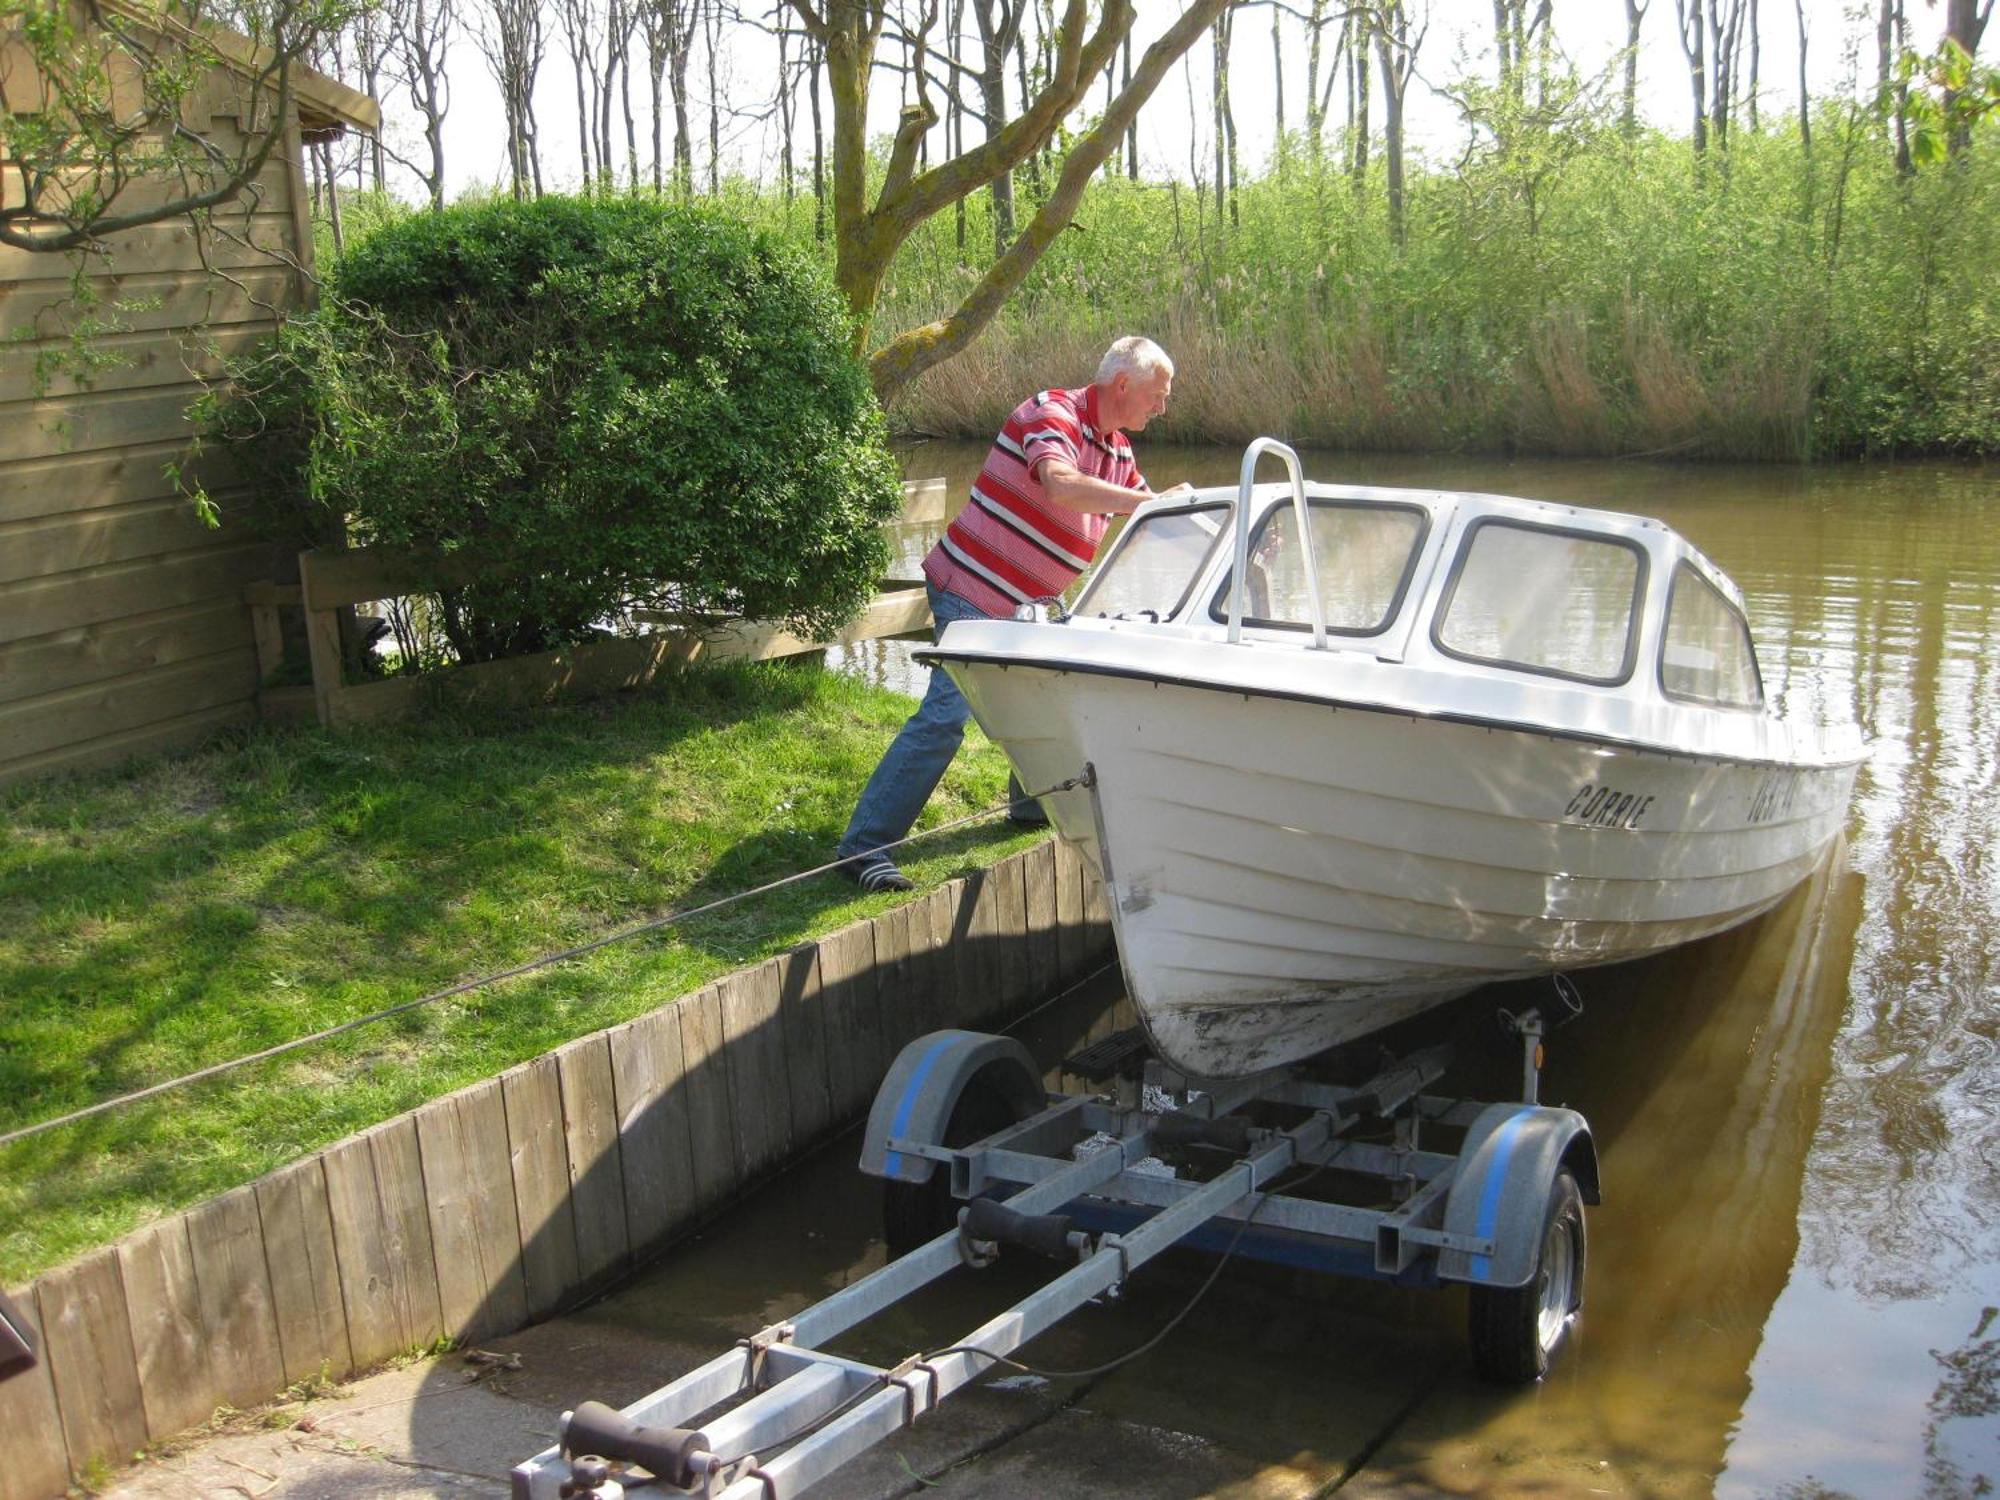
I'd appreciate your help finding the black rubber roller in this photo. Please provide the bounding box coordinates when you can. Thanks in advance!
[960,1196,1077,1260]
[562,1400,711,1487]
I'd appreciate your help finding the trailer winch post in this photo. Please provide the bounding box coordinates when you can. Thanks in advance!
[1504,1007,1547,1104]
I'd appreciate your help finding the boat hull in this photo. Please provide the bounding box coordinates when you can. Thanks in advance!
[945,658,1858,1079]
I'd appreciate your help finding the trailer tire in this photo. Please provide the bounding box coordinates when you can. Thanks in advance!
[1467,1167,1585,1385]
[882,1071,1021,1257]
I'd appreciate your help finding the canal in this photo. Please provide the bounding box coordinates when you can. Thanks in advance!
[622,447,1996,1497]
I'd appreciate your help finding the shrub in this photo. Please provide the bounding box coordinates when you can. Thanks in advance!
[201,195,903,661]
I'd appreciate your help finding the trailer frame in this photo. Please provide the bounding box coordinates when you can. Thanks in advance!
[511,1016,1597,1500]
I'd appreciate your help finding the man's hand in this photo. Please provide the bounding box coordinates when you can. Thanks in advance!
[1154,481,1196,498]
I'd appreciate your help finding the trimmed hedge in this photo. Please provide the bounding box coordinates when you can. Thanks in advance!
[202,196,903,661]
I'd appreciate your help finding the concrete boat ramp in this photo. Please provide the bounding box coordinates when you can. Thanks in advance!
[97,1121,1646,1500]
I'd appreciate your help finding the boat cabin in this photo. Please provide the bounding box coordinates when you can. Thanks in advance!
[1071,479,1767,718]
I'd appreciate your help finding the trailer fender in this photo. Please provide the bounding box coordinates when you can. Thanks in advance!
[1437,1103,1600,1291]
[859,1030,1044,1185]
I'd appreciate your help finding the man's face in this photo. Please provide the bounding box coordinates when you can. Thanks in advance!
[1115,367,1173,432]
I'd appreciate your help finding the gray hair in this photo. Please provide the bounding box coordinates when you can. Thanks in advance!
[1097,335,1174,385]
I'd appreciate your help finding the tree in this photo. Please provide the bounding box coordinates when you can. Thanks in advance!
[968,0,1027,253]
[1938,0,1995,152]
[1623,0,1649,137]
[785,0,1235,402]
[1673,0,1709,152]
[470,0,544,196]
[389,0,454,207]
[1366,0,1424,246]
[0,0,366,253]
[1213,6,1238,226]
[638,0,699,194]
[1792,0,1809,150]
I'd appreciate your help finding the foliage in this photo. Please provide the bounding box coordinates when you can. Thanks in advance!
[197,194,904,661]
[0,660,1039,1283]
[1885,39,2000,166]
[867,99,2000,460]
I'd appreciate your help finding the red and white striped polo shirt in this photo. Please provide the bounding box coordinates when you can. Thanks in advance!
[923,384,1147,616]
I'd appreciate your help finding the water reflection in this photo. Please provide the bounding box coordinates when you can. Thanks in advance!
[863,443,2000,1495]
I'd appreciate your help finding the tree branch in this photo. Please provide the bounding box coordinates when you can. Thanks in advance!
[869,0,1235,398]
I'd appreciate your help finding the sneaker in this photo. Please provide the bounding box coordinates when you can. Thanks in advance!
[844,856,915,893]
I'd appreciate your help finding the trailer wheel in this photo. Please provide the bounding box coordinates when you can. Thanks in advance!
[882,1071,1021,1257]
[1468,1167,1586,1385]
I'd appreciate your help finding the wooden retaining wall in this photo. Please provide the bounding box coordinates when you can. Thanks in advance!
[0,840,1114,1500]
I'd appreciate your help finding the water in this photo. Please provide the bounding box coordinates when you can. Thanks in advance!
[800,444,1999,1494]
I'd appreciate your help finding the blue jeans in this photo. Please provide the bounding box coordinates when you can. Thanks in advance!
[838,583,1022,865]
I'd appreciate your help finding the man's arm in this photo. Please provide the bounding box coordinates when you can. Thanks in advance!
[1035,457,1149,516]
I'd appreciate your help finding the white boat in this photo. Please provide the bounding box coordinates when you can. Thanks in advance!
[920,440,1865,1080]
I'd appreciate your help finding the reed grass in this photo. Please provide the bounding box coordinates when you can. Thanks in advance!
[873,114,1999,461]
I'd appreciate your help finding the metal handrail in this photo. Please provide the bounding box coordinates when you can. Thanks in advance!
[1227,437,1327,649]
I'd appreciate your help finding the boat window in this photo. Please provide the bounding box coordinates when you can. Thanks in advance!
[1206,500,1429,635]
[1077,504,1229,620]
[1660,562,1763,709]
[1434,519,1645,684]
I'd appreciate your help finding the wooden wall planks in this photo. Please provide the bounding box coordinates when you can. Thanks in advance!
[183,1185,286,1411]
[253,1157,352,1385]
[36,1248,146,1473]
[0,1287,71,1500]
[113,1218,211,1441]
[554,1036,631,1290]
[413,1080,529,1344]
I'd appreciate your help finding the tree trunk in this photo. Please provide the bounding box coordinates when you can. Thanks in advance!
[1124,32,1138,176]
[1371,2,1411,248]
[1793,0,1810,151]
[1624,0,1647,137]
[320,140,346,255]
[1943,0,1993,155]
[1747,0,1760,130]
[973,1,1022,255]
[1881,0,1911,174]
[1271,1,1285,150]
[1675,0,1709,154]
[649,27,665,191]
[1349,9,1369,195]
[1213,10,1234,228]
[810,30,825,241]
[1305,0,1326,151]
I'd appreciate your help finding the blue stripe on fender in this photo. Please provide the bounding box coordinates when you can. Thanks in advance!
[1467,1110,1534,1283]
[882,1035,960,1180]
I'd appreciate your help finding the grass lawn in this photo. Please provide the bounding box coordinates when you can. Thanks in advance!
[0,658,1041,1285]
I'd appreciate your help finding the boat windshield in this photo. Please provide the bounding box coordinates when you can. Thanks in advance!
[1434,519,1645,684]
[1661,562,1763,708]
[1208,499,1429,635]
[1078,503,1228,619]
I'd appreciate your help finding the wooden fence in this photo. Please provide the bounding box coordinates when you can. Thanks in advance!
[247,477,952,728]
[0,838,1114,1500]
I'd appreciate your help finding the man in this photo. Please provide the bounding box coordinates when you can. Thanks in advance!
[837,336,1177,892]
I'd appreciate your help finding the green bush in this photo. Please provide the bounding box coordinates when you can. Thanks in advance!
[203,195,903,661]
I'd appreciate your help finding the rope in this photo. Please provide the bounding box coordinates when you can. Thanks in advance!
[0,776,1091,1148]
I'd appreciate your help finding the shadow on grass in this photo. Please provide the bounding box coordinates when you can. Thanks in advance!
[0,660,980,1133]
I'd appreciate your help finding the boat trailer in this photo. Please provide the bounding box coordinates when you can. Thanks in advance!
[512,1009,1599,1500]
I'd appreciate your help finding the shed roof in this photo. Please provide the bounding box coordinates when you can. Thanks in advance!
[97,0,380,136]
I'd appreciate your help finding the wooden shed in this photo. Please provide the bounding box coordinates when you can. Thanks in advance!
[0,3,376,788]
